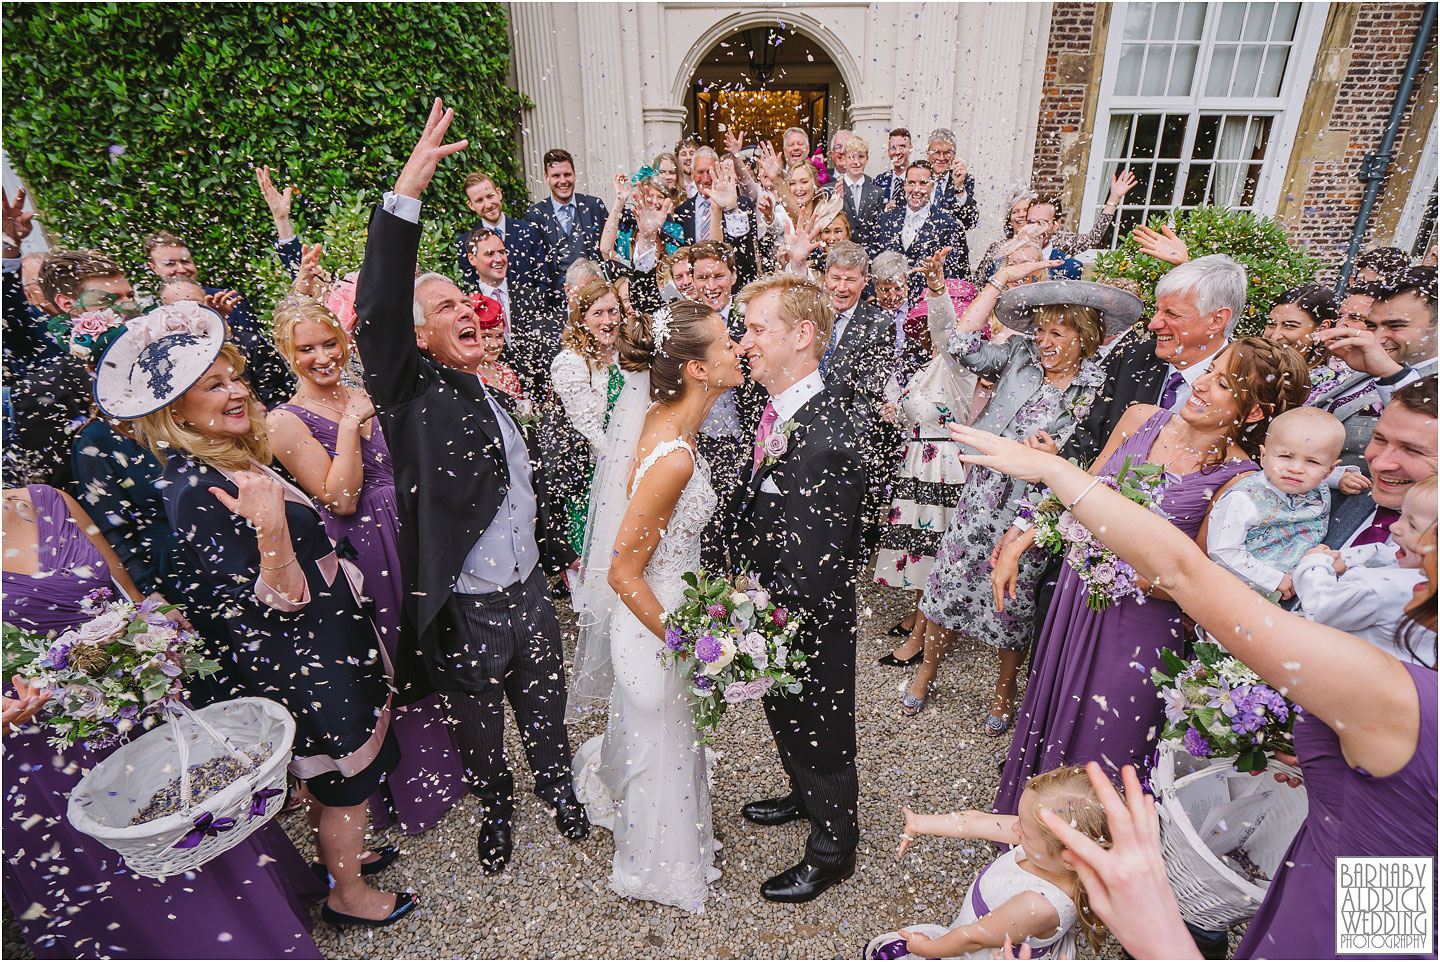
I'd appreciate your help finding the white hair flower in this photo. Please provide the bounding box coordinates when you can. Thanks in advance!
[652,305,676,354]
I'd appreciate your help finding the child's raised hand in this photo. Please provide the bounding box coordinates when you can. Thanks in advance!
[1339,471,1372,495]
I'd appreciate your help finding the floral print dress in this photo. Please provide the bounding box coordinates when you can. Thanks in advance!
[920,382,1076,650]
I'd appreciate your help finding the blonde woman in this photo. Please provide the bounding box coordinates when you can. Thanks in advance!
[266,296,468,836]
[96,303,414,928]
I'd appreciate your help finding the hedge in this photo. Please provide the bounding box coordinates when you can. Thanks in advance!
[1094,206,1321,338]
[2,2,527,319]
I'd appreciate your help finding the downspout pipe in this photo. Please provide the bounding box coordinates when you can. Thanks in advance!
[1337,3,1436,295]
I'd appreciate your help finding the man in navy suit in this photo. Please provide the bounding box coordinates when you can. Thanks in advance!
[872,127,912,209]
[868,162,966,303]
[462,225,554,396]
[524,148,607,307]
[924,128,979,272]
[455,171,547,296]
[836,135,885,248]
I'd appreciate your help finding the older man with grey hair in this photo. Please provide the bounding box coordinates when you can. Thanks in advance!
[1059,252,1246,467]
[925,126,979,269]
[669,146,759,284]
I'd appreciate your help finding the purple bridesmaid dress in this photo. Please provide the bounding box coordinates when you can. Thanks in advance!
[275,404,468,834]
[2,485,325,960]
[996,411,1258,814]
[1236,662,1437,960]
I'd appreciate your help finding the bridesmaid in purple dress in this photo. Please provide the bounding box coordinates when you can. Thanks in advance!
[949,381,1436,960]
[2,484,325,960]
[992,339,1309,814]
[266,297,467,835]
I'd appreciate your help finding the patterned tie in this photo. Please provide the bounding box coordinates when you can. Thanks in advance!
[1351,507,1400,547]
[1158,370,1186,410]
[1327,377,1378,415]
[557,203,574,235]
[697,199,712,241]
[752,402,779,474]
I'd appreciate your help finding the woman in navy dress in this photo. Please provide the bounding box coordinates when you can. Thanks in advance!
[1,483,327,959]
[97,303,416,927]
[266,296,467,835]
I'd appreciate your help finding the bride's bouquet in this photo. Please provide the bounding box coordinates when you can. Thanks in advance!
[1018,455,1169,611]
[2,589,220,749]
[659,569,807,740]
[1150,640,1295,772]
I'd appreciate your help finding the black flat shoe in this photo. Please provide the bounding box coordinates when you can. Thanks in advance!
[311,844,400,883]
[553,795,591,840]
[742,793,809,826]
[321,891,418,928]
[887,619,915,637]
[877,649,924,667]
[760,856,856,903]
[478,819,513,874]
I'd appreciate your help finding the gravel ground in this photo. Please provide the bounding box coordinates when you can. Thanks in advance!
[5,580,1143,959]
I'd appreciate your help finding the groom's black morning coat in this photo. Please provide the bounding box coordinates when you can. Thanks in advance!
[729,385,868,773]
[354,205,574,701]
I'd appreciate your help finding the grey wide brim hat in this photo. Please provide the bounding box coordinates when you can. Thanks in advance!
[994,280,1144,339]
[93,303,227,419]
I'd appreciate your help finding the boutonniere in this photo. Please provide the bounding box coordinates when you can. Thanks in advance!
[759,419,800,471]
[1067,390,1097,423]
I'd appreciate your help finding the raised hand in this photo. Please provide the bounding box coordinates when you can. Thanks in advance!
[1313,325,1403,378]
[951,423,1058,485]
[1107,168,1139,206]
[756,141,784,184]
[913,246,952,293]
[256,165,293,224]
[783,211,822,270]
[1132,223,1189,266]
[613,172,632,210]
[1338,471,1372,495]
[723,128,745,157]
[634,196,672,238]
[210,469,288,534]
[392,97,469,200]
[709,163,739,212]
[204,289,243,319]
[2,186,34,254]
[757,191,776,224]
[994,258,1063,288]
[291,242,327,298]
[343,390,377,424]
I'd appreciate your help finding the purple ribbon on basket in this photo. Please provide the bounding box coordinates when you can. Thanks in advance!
[870,939,911,960]
[248,787,284,820]
[173,811,237,849]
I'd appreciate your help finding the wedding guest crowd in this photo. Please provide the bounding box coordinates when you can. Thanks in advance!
[2,93,1435,962]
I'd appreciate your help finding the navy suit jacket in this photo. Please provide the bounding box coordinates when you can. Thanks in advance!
[454,215,548,298]
[930,170,978,272]
[868,206,967,303]
[873,170,907,208]
[1324,492,1379,549]
[524,193,607,297]
[838,175,886,248]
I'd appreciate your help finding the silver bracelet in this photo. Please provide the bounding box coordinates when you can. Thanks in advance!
[1064,477,1103,513]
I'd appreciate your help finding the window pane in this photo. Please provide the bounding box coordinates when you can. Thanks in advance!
[1243,3,1275,41]
[1182,162,1213,206]
[1192,114,1222,159]
[1117,207,1147,241]
[1180,2,1207,41]
[1132,114,1162,157]
[1271,2,1300,40]
[1117,44,1145,95]
[1240,159,1265,206]
[1207,45,1237,97]
[1159,113,1190,157]
[1151,161,1180,206]
[1217,3,1247,40]
[1131,161,1155,200]
[1256,45,1290,97]
[1231,44,1266,97]
[1106,113,1136,157]
[1170,44,1200,95]
[1143,46,1174,96]
[1124,3,1154,40]
[1153,2,1181,40]
[1208,162,1243,205]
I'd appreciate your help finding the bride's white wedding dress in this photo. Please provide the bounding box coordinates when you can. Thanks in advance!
[572,437,722,913]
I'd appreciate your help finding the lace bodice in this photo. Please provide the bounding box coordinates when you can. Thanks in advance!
[627,437,716,609]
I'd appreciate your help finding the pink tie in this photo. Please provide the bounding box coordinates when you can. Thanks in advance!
[752,402,778,473]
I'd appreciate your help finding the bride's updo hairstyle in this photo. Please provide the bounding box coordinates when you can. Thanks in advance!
[617,298,720,401]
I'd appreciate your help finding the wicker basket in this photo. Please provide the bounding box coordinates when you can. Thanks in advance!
[67,697,295,879]
[1152,740,1308,930]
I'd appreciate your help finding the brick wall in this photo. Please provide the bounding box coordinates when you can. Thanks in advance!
[1286,3,1435,267]
[1030,3,1101,202]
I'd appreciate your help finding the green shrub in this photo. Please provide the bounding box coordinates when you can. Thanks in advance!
[3,2,527,323]
[1095,206,1321,336]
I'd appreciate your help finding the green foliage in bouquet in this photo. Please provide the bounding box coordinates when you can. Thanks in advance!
[1095,206,1320,336]
[3,2,528,328]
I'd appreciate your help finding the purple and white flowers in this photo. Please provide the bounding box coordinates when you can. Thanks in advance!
[1151,641,1295,773]
[1021,455,1169,611]
[659,569,806,740]
[2,590,220,749]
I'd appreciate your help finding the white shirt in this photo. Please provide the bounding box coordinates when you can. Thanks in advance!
[771,369,825,424]
[1162,347,1223,410]
[844,175,865,205]
[902,205,930,250]
[483,213,508,239]
[1294,545,1433,665]
[1205,475,1315,593]
[700,302,742,439]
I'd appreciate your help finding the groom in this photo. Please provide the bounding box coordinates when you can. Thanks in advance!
[730,273,869,902]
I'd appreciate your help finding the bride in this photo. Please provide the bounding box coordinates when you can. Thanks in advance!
[567,299,745,913]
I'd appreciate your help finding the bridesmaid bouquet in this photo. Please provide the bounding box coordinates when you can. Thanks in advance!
[2,589,219,749]
[1150,640,1296,773]
[1019,456,1169,611]
[659,569,807,740]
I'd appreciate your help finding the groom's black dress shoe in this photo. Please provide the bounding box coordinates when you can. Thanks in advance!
[760,855,856,903]
[742,793,809,826]
[477,819,513,874]
[554,795,591,840]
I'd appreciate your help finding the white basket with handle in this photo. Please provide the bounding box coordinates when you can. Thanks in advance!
[1152,740,1308,930]
[67,697,295,879]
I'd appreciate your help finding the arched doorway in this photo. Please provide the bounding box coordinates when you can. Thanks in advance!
[688,25,849,153]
